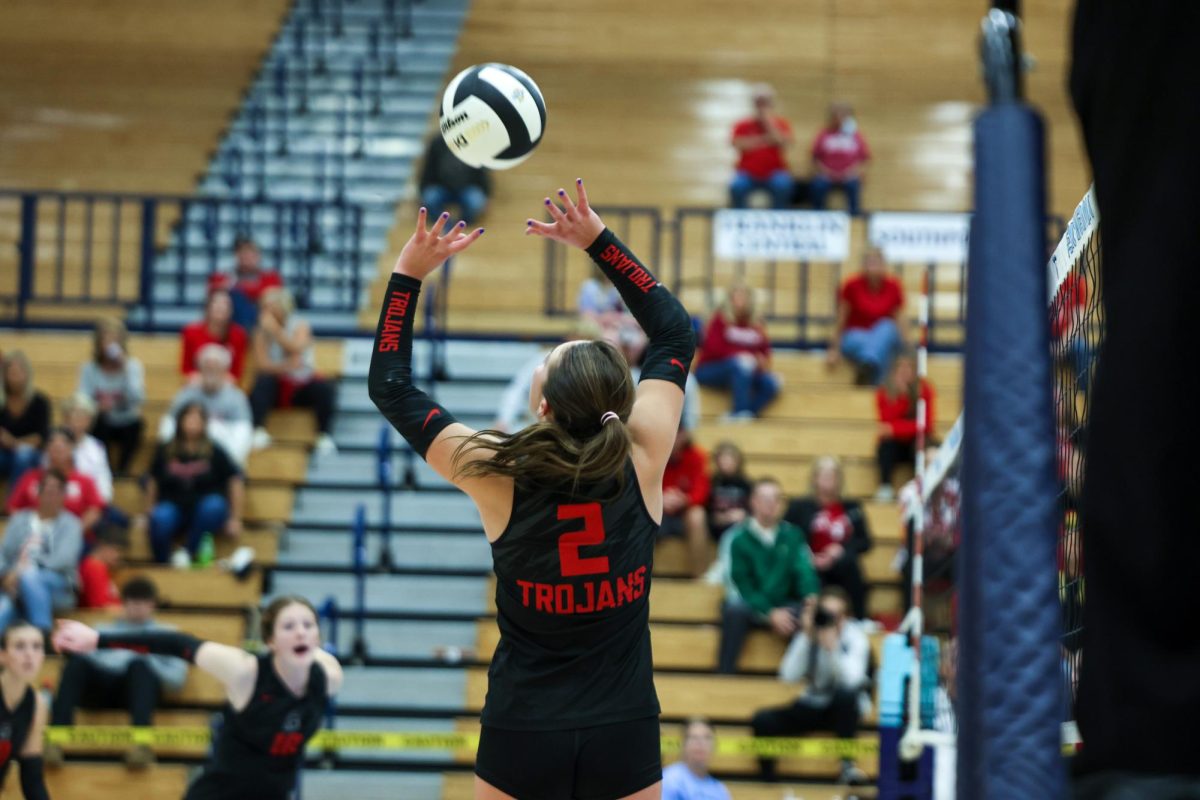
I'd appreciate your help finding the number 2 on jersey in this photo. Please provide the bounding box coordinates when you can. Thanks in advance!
[557,503,610,577]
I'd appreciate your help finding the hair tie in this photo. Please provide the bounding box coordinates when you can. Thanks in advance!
[600,411,620,426]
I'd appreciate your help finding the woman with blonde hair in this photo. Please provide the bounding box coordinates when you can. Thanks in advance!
[694,284,780,419]
[78,318,145,473]
[0,351,50,493]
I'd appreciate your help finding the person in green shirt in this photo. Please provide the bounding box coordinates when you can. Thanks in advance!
[717,477,819,674]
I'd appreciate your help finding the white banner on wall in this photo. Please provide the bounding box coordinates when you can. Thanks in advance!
[712,210,851,261]
[868,212,971,263]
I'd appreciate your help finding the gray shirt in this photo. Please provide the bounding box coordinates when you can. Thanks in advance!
[78,358,145,426]
[167,383,252,426]
[84,618,189,691]
[0,510,84,584]
[268,316,315,382]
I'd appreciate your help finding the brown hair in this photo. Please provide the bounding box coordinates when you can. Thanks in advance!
[92,317,129,363]
[711,441,746,476]
[261,595,318,643]
[683,716,715,739]
[820,584,853,611]
[2,621,42,650]
[0,350,35,404]
[882,348,920,411]
[167,401,213,460]
[452,340,635,494]
[718,282,763,326]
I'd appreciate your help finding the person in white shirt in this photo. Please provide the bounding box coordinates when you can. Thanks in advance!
[661,718,732,800]
[61,392,113,503]
[159,345,253,465]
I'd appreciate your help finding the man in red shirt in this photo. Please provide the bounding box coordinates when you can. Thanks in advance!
[7,428,105,530]
[810,102,871,215]
[729,85,795,209]
[828,247,904,385]
[662,428,711,577]
[206,236,284,330]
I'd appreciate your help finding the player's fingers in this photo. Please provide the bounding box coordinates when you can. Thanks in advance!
[544,197,568,224]
[439,220,467,241]
[574,178,590,213]
[448,227,485,253]
[415,207,429,237]
[526,218,555,237]
[556,188,577,219]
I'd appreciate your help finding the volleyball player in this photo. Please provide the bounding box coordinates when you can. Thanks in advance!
[53,595,342,799]
[0,622,49,800]
[368,179,694,800]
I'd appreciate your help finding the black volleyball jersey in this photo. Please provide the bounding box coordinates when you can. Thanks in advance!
[205,654,326,793]
[483,460,661,730]
[0,686,34,781]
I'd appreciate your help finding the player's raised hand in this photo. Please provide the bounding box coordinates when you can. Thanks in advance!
[526,178,606,250]
[393,208,485,280]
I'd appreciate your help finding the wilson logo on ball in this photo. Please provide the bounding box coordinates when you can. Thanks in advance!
[439,63,546,170]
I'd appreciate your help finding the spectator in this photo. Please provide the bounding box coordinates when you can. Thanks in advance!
[159,344,254,465]
[419,135,492,225]
[78,318,145,475]
[577,265,624,322]
[7,428,106,531]
[47,576,188,769]
[662,428,711,578]
[785,456,873,619]
[180,288,250,382]
[809,102,871,216]
[249,287,338,455]
[61,392,114,503]
[0,469,84,632]
[207,236,284,330]
[661,717,732,800]
[707,441,751,541]
[828,247,905,385]
[695,285,780,419]
[751,586,870,785]
[729,84,795,209]
[77,523,128,610]
[718,477,818,674]
[144,402,244,568]
[0,350,51,493]
[876,350,934,502]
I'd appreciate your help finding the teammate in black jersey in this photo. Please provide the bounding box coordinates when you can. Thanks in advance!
[368,179,695,800]
[0,622,50,800]
[54,595,342,800]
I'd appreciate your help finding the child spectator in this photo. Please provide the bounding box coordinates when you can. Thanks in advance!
[249,287,338,455]
[0,469,84,632]
[718,477,818,674]
[809,102,871,215]
[77,523,128,609]
[61,392,114,503]
[78,318,145,474]
[7,428,105,531]
[695,285,780,419]
[662,428,711,578]
[180,288,249,382]
[876,350,934,501]
[707,441,751,541]
[0,350,50,493]
[144,402,244,568]
[785,456,873,619]
[160,345,254,465]
[207,236,284,330]
[661,718,732,800]
[729,84,795,209]
[828,247,905,385]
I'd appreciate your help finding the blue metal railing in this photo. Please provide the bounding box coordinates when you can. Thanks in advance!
[349,503,368,663]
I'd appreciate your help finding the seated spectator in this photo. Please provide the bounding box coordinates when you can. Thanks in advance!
[419,135,492,225]
[695,285,780,419]
[718,477,818,674]
[160,344,253,465]
[729,84,795,209]
[180,288,249,382]
[79,318,145,474]
[809,102,871,216]
[662,428,711,578]
[876,351,934,501]
[707,441,751,541]
[77,523,128,610]
[144,402,244,567]
[0,469,84,632]
[249,287,338,455]
[751,586,870,785]
[207,236,284,330]
[48,576,188,769]
[785,456,873,619]
[578,265,624,322]
[662,717,732,800]
[0,350,51,494]
[827,247,904,385]
[7,428,105,531]
[61,392,114,503]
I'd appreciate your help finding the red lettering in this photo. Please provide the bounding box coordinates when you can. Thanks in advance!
[576,581,596,614]
[616,573,635,605]
[633,565,647,598]
[517,579,534,607]
[269,732,304,757]
[555,583,574,614]
[0,739,10,766]
[595,579,616,611]
[535,583,554,612]
[376,291,412,353]
[557,503,610,577]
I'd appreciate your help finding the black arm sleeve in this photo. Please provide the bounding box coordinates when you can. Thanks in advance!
[18,757,50,800]
[97,630,203,663]
[367,273,459,458]
[584,228,695,390]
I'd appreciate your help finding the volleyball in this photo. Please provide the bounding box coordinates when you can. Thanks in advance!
[439,63,546,170]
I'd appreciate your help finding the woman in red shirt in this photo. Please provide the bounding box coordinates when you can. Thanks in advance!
[695,285,781,418]
[809,102,871,215]
[829,247,905,385]
[875,351,934,501]
[181,289,249,381]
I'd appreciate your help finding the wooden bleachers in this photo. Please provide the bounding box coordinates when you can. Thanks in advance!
[113,567,262,610]
[1,764,191,799]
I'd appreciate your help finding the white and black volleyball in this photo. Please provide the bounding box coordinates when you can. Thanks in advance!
[439,63,546,170]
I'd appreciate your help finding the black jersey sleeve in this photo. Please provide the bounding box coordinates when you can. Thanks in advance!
[97,630,203,663]
[367,273,459,458]
[584,229,695,390]
[18,757,49,800]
